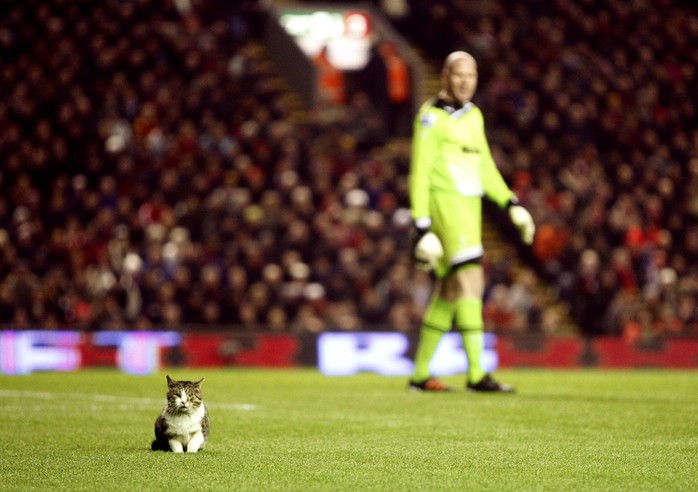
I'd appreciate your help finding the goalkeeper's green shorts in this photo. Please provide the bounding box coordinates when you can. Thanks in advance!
[430,191,483,278]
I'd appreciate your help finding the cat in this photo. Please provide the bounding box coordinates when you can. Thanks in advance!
[151,375,209,453]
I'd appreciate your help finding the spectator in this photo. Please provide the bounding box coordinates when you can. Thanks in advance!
[3,0,696,340]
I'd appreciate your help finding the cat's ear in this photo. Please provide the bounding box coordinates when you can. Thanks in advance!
[166,375,175,386]
[195,378,205,386]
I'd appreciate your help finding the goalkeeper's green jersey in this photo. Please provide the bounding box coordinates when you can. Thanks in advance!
[409,98,514,222]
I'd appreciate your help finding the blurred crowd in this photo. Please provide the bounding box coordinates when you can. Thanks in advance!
[1,0,697,341]
[0,0,431,334]
[385,0,698,339]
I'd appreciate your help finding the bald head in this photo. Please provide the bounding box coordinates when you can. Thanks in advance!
[440,51,478,105]
[442,51,477,74]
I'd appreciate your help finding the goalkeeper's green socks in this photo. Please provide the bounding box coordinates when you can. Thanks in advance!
[412,296,454,382]
[455,298,486,384]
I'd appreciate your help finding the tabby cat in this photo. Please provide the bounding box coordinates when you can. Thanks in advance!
[151,375,209,453]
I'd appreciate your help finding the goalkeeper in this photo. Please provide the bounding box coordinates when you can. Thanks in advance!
[408,51,535,392]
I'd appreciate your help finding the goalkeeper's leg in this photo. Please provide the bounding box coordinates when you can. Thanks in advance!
[453,266,515,393]
[461,321,515,393]
[444,264,486,384]
[455,297,486,385]
[409,296,454,391]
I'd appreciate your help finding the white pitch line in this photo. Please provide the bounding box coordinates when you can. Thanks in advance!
[0,389,257,411]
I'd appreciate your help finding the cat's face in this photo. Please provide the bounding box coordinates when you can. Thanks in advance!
[165,375,204,414]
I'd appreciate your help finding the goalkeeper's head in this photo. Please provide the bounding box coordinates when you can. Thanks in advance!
[441,51,478,105]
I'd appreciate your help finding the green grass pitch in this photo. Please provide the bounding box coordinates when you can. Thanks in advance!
[2,369,697,491]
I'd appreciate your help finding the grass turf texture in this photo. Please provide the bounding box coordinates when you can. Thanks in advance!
[2,369,697,491]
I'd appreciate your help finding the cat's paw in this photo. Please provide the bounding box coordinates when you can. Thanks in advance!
[169,440,184,453]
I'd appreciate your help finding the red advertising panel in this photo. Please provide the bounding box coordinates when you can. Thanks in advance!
[1,331,696,375]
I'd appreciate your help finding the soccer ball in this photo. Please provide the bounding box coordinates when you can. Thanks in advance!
[414,232,444,271]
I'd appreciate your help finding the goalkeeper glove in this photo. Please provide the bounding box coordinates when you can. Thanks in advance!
[508,203,535,245]
[411,218,443,271]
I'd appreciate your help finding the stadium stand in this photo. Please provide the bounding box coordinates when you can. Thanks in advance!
[379,0,698,338]
[0,0,423,333]
[1,0,696,340]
